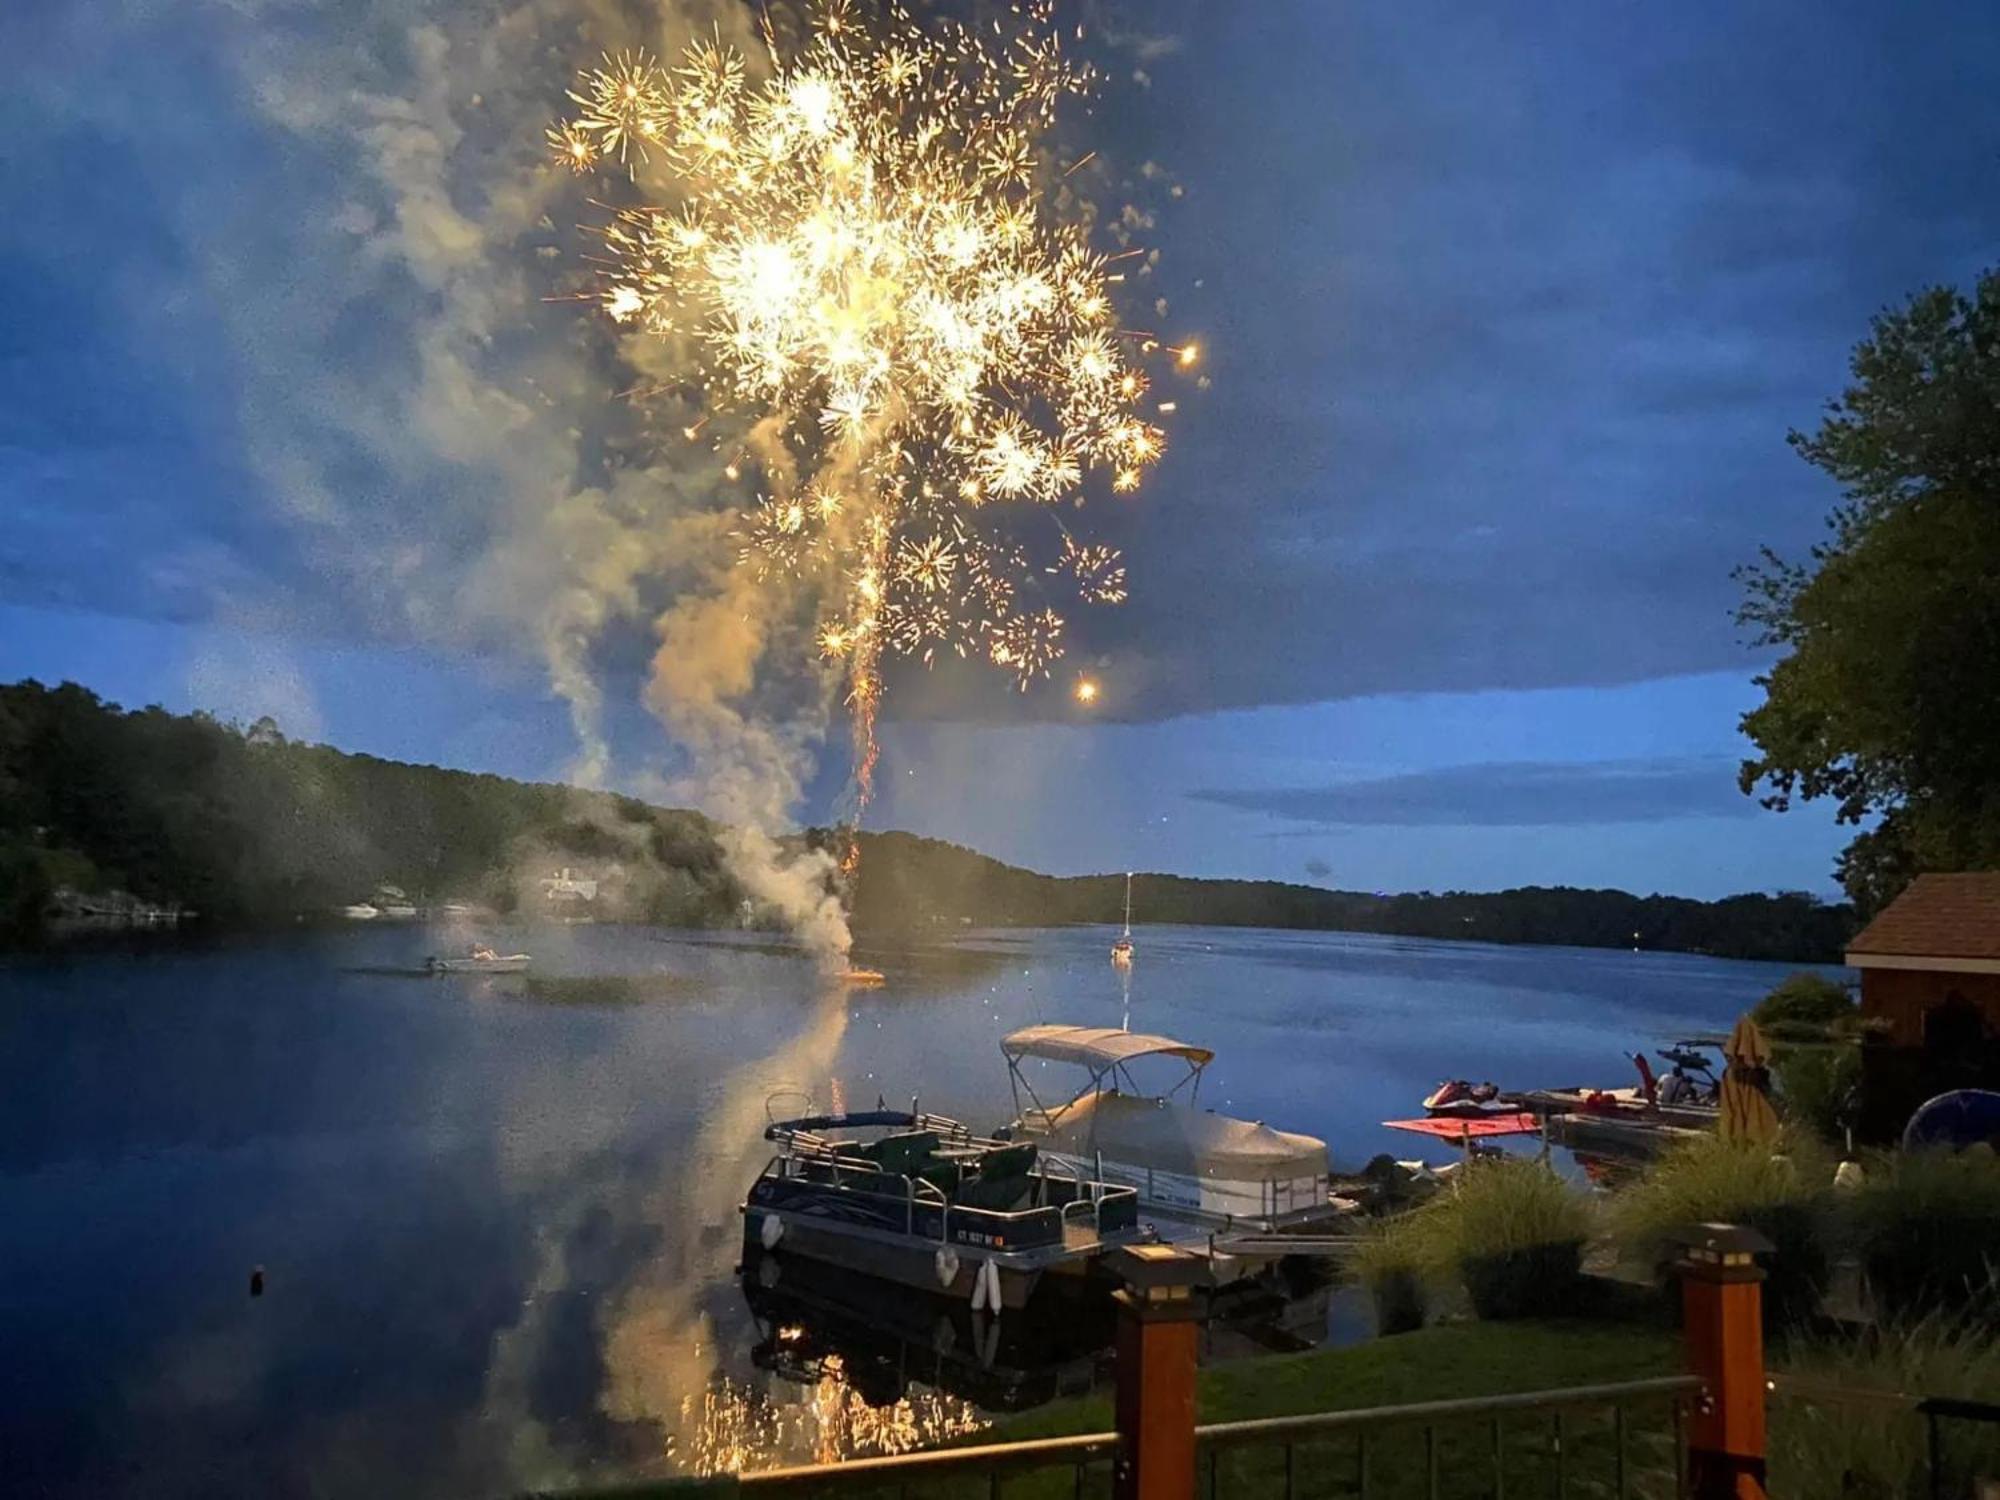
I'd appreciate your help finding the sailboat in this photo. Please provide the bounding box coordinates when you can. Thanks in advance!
[1110,872,1134,968]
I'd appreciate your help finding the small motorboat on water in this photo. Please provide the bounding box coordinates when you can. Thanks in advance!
[341,903,381,920]
[742,1106,1144,1311]
[427,945,532,975]
[1000,1024,1337,1234]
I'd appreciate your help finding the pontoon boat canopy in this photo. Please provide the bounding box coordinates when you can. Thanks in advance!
[1002,1024,1214,1070]
[1029,1091,1325,1179]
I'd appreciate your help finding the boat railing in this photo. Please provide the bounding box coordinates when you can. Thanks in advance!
[759,1150,1140,1252]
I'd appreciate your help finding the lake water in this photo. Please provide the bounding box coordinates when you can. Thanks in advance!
[0,922,1834,1497]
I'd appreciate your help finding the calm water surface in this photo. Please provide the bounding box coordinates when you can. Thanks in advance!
[0,923,1835,1497]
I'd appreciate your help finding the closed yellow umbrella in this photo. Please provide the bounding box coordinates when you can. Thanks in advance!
[1720,1014,1780,1144]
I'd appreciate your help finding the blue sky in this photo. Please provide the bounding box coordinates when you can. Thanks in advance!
[8,0,1997,898]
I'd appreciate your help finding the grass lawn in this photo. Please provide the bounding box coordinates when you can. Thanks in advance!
[985,1320,1690,1499]
[1000,1318,1683,1439]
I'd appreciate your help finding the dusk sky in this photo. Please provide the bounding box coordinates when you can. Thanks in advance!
[8,0,1999,899]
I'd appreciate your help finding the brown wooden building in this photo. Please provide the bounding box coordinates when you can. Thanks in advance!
[1847,872,2000,1140]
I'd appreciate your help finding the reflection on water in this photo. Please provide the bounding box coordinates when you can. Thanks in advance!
[0,922,1836,1497]
[683,1350,987,1476]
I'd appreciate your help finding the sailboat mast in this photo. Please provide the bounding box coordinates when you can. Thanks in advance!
[1122,872,1132,938]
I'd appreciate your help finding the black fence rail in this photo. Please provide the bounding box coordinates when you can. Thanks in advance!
[1192,1375,1701,1500]
[1768,1373,2000,1500]
[677,1375,1702,1500]
[737,1429,1116,1497]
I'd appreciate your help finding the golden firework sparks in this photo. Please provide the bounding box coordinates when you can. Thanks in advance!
[552,0,1188,853]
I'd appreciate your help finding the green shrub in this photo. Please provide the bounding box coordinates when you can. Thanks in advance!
[1771,1043,1862,1143]
[1398,1158,1595,1320]
[1844,1149,2000,1321]
[1604,1134,1831,1324]
[1771,1315,2000,1499]
[1753,971,1858,1037]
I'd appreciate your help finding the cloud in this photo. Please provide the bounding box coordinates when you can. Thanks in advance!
[880,0,2000,723]
[1302,857,1333,879]
[8,0,2000,739]
[1190,756,1757,828]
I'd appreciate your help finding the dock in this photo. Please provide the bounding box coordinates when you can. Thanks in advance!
[1542,1108,1708,1161]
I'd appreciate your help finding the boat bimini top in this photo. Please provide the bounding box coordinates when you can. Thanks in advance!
[1001,1024,1330,1226]
[1002,1024,1216,1131]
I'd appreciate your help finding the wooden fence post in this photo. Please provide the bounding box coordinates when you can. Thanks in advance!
[1109,1245,1206,1500]
[1674,1222,1772,1500]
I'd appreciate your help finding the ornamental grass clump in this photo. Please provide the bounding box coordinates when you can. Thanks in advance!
[1399,1157,1596,1321]
[1604,1133,1831,1326]
[1351,1215,1430,1335]
[1842,1147,2000,1322]
[1770,1313,2000,1499]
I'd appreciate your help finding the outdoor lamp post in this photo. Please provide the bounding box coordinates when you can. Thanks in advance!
[1108,1244,1208,1500]
[1672,1222,1773,1500]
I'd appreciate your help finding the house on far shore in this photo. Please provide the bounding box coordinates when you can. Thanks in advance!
[540,866,599,910]
[1847,872,2000,1140]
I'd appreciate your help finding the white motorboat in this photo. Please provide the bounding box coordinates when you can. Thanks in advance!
[341,903,381,920]
[1001,1024,1335,1233]
[427,948,531,975]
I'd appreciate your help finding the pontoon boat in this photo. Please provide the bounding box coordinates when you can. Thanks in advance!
[742,1108,1144,1311]
[1001,1025,1336,1233]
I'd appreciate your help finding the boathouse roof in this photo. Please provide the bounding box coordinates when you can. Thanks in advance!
[1846,872,2000,971]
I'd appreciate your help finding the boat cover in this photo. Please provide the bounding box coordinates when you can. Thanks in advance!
[1382,1113,1542,1140]
[1002,1024,1214,1069]
[1029,1090,1323,1179]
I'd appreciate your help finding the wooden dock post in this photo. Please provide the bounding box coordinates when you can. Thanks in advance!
[1674,1223,1772,1500]
[1108,1245,1206,1500]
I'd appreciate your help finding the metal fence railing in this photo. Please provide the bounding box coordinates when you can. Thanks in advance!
[735,1429,1118,1497]
[688,1375,1704,1500]
[1191,1375,1702,1500]
[1768,1373,2000,1500]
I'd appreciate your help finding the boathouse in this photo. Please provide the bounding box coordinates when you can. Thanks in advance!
[1846,871,2000,1140]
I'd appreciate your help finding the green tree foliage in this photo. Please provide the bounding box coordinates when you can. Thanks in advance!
[1753,971,1857,1034]
[0,681,1853,959]
[0,679,744,930]
[1752,973,1863,1142]
[1738,270,2000,914]
[848,830,1850,961]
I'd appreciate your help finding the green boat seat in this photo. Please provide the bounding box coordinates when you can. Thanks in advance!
[955,1142,1039,1212]
[916,1159,963,1194]
[857,1130,940,1177]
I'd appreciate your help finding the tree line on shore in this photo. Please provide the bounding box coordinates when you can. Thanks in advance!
[0,679,1851,960]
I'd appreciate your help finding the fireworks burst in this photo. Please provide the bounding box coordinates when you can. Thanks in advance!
[553,0,1183,855]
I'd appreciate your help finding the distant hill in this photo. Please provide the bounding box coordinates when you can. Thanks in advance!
[0,679,1854,961]
[845,830,1854,962]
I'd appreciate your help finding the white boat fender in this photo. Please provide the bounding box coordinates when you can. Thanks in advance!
[935,1247,961,1289]
[759,1213,784,1250]
[969,1257,1003,1314]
